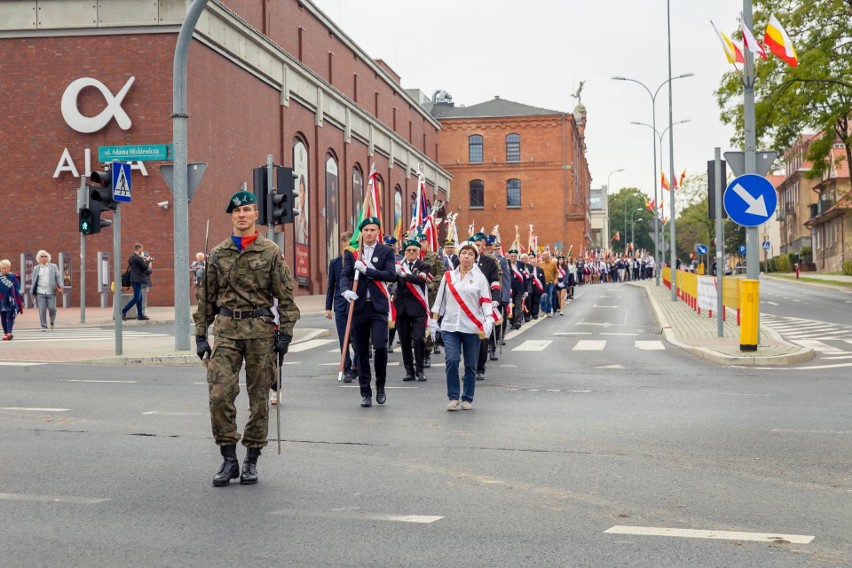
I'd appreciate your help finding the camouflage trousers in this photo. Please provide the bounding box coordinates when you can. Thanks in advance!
[207,335,276,448]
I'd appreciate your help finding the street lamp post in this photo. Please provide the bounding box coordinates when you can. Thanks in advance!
[613,72,693,286]
[629,207,643,250]
[632,218,643,249]
[606,168,625,252]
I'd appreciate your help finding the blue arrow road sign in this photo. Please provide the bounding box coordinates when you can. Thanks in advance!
[739,245,747,254]
[112,161,132,203]
[696,244,708,255]
[723,174,777,227]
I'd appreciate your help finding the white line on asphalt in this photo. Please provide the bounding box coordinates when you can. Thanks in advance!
[771,428,851,435]
[282,361,301,365]
[0,407,69,412]
[287,339,336,353]
[791,298,802,302]
[600,332,638,336]
[141,411,205,416]
[0,362,47,366]
[63,379,137,383]
[753,362,852,370]
[592,304,619,308]
[269,508,442,523]
[762,301,779,306]
[595,364,624,369]
[554,332,592,336]
[822,355,852,360]
[574,340,606,351]
[339,385,419,389]
[604,525,814,544]
[498,364,517,368]
[513,340,553,352]
[791,339,843,353]
[319,362,340,366]
[327,348,340,353]
[0,492,108,504]
[635,340,665,350]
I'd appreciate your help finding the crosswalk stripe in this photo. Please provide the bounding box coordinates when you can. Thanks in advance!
[791,339,843,353]
[513,340,552,352]
[574,340,606,351]
[287,339,336,353]
[635,340,665,350]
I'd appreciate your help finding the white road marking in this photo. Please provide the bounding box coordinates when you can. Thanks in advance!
[567,390,593,393]
[327,348,340,353]
[63,379,137,383]
[822,355,852,360]
[600,332,638,336]
[269,508,442,523]
[319,362,341,366]
[554,331,592,336]
[282,361,301,365]
[574,340,606,351]
[339,385,419,389]
[0,492,108,504]
[753,362,852,370]
[791,339,843,353]
[596,364,624,369]
[791,298,802,302]
[762,301,779,306]
[0,407,69,412]
[498,364,517,368]
[604,525,814,544]
[0,362,47,367]
[592,304,619,308]
[513,340,553,352]
[287,339,336,353]
[141,411,205,416]
[635,340,665,350]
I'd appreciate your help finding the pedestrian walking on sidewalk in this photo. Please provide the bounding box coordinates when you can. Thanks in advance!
[0,259,25,340]
[121,244,152,321]
[193,190,300,487]
[30,250,62,330]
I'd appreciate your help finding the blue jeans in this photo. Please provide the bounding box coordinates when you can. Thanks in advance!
[443,330,480,403]
[122,282,144,317]
[542,283,554,313]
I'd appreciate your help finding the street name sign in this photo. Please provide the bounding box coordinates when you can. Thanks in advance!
[112,161,132,203]
[98,144,172,162]
[723,174,777,227]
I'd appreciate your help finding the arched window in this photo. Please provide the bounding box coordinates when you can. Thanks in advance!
[506,133,520,162]
[325,154,339,263]
[393,188,403,243]
[468,134,483,163]
[507,179,521,208]
[292,138,310,287]
[470,179,484,208]
[351,165,363,229]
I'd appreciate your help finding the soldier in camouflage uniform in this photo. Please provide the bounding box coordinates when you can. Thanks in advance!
[418,233,445,366]
[194,190,300,487]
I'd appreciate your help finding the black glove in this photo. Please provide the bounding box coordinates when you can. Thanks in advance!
[275,333,292,357]
[196,335,212,360]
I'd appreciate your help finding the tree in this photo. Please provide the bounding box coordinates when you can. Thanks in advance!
[715,0,851,186]
[675,196,746,265]
[608,187,656,254]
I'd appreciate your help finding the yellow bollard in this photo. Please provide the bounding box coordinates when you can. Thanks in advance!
[740,279,759,351]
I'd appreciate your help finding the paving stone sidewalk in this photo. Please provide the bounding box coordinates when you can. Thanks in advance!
[629,279,815,366]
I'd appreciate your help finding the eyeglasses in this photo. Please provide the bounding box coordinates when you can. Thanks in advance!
[39,255,48,258]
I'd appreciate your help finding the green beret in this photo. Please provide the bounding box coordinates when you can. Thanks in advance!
[416,233,427,240]
[403,240,421,250]
[472,232,486,241]
[508,248,519,254]
[226,190,257,213]
[358,216,381,230]
[443,239,456,246]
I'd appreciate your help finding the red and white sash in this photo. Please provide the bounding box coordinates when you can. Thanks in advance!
[511,263,525,284]
[444,271,485,334]
[531,269,544,292]
[399,261,429,313]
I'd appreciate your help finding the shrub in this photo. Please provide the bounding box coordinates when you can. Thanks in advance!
[843,260,852,276]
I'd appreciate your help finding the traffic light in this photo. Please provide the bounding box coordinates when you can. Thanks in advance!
[253,165,270,226]
[253,165,299,225]
[85,168,118,234]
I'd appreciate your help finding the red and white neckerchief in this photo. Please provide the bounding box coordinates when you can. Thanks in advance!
[531,268,544,292]
[444,271,485,335]
[354,248,396,327]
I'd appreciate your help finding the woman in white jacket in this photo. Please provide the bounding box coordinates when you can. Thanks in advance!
[431,242,494,411]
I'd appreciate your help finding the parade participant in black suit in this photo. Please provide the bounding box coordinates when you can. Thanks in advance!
[527,255,545,320]
[441,239,460,271]
[340,217,397,407]
[506,249,527,330]
[469,233,501,381]
[393,240,431,382]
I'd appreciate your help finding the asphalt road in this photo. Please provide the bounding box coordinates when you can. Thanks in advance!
[1,282,849,567]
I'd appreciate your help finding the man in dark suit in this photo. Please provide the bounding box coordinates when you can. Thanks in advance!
[326,231,356,382]
[470,233,501,381]
[527,255,546,320]
[393,239,431,382]
[340,217,397,407]
[441,239,459,271]
[507,249,528,330]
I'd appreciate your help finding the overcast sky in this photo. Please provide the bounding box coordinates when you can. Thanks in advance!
[311,0,751,200]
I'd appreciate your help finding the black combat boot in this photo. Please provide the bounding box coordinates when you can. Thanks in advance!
[240,447,262,485]
[212,444,240,487]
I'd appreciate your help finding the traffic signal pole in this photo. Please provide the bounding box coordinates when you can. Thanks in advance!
[79,175,86,324]
[113,206,123,355]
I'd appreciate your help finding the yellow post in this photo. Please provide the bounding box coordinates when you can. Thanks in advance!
[740,279,759,351]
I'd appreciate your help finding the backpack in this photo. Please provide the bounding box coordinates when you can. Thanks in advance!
[121,265,131,288]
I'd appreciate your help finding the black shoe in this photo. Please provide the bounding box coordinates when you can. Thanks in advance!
[501,339,507,345]
[138,315,150,321]
[387,347,394,353]
[489,350,498,361]
[423,355,431,368]
[402,374,415,381]
[376,390,386,405]
[240,447,261,485]
[416,371,426,381]
[121,312,128,322]
[342,374,353,383]
[476,372,485,381]
[360,397,372,407]
[433,345,441,354]
[212,445,240,487]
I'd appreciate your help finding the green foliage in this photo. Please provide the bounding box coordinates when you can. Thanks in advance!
[800,245,812,263]
[607,187,656,254]
[714,0,852,185]
[674,196,745,262]
[843,260,852,275]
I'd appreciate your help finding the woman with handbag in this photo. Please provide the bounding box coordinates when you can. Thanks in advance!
[0,259,25,340]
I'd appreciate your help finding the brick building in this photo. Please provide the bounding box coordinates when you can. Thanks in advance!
[0,0,450,306]
[429,95,591,254]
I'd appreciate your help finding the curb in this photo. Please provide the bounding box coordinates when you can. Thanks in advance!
[638,283,814,367]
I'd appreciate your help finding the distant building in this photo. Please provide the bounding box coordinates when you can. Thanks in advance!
[804,143,851,271]
[589,187,608,249]
[777,135,821,255]
[429,95,591,255]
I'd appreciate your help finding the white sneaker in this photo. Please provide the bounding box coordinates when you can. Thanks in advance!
[461,401,472,410]
[446,400,460,411]
[270,391,278,405]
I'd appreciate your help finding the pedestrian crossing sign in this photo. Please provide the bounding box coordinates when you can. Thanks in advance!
[112,161,132,203]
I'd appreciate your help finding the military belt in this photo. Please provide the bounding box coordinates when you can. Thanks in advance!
[219,307,273,320]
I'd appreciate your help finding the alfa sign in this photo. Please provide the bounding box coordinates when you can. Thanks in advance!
[61,76,135,134]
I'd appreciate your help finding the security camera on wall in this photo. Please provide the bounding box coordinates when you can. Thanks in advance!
[157,201,169,209]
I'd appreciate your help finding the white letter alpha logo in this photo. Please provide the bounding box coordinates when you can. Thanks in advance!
[61,76,135,133]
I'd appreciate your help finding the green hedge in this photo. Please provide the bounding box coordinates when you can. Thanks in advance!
[843,260,852,276]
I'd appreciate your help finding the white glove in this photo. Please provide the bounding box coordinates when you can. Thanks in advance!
[523,292,528,298]
[342,290,358,302]
[428,318,439,337]
[395,264,404,276]
[483,319,494,338]
[354,259,367,274]
[491,300,500,308]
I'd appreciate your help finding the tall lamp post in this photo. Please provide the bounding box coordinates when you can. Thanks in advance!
[606,168,625,251]
[629,208,643,250]
[631,218,643,250]
[612,72,693,286]
[630,118,691,261]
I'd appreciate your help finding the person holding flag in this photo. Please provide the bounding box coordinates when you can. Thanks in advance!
[393,239,431,382]
[418,232,445,363]
[340,217,397,408]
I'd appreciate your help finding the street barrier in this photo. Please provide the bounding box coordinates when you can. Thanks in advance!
[662,267,743,325]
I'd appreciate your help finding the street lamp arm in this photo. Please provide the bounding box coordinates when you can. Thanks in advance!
[612,76,653,101]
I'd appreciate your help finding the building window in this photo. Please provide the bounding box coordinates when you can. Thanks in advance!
[470,180,484,208]
[351,166,363,229]
[469,135,483,163]
[507,179,521,208]
[506,133,520,162]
